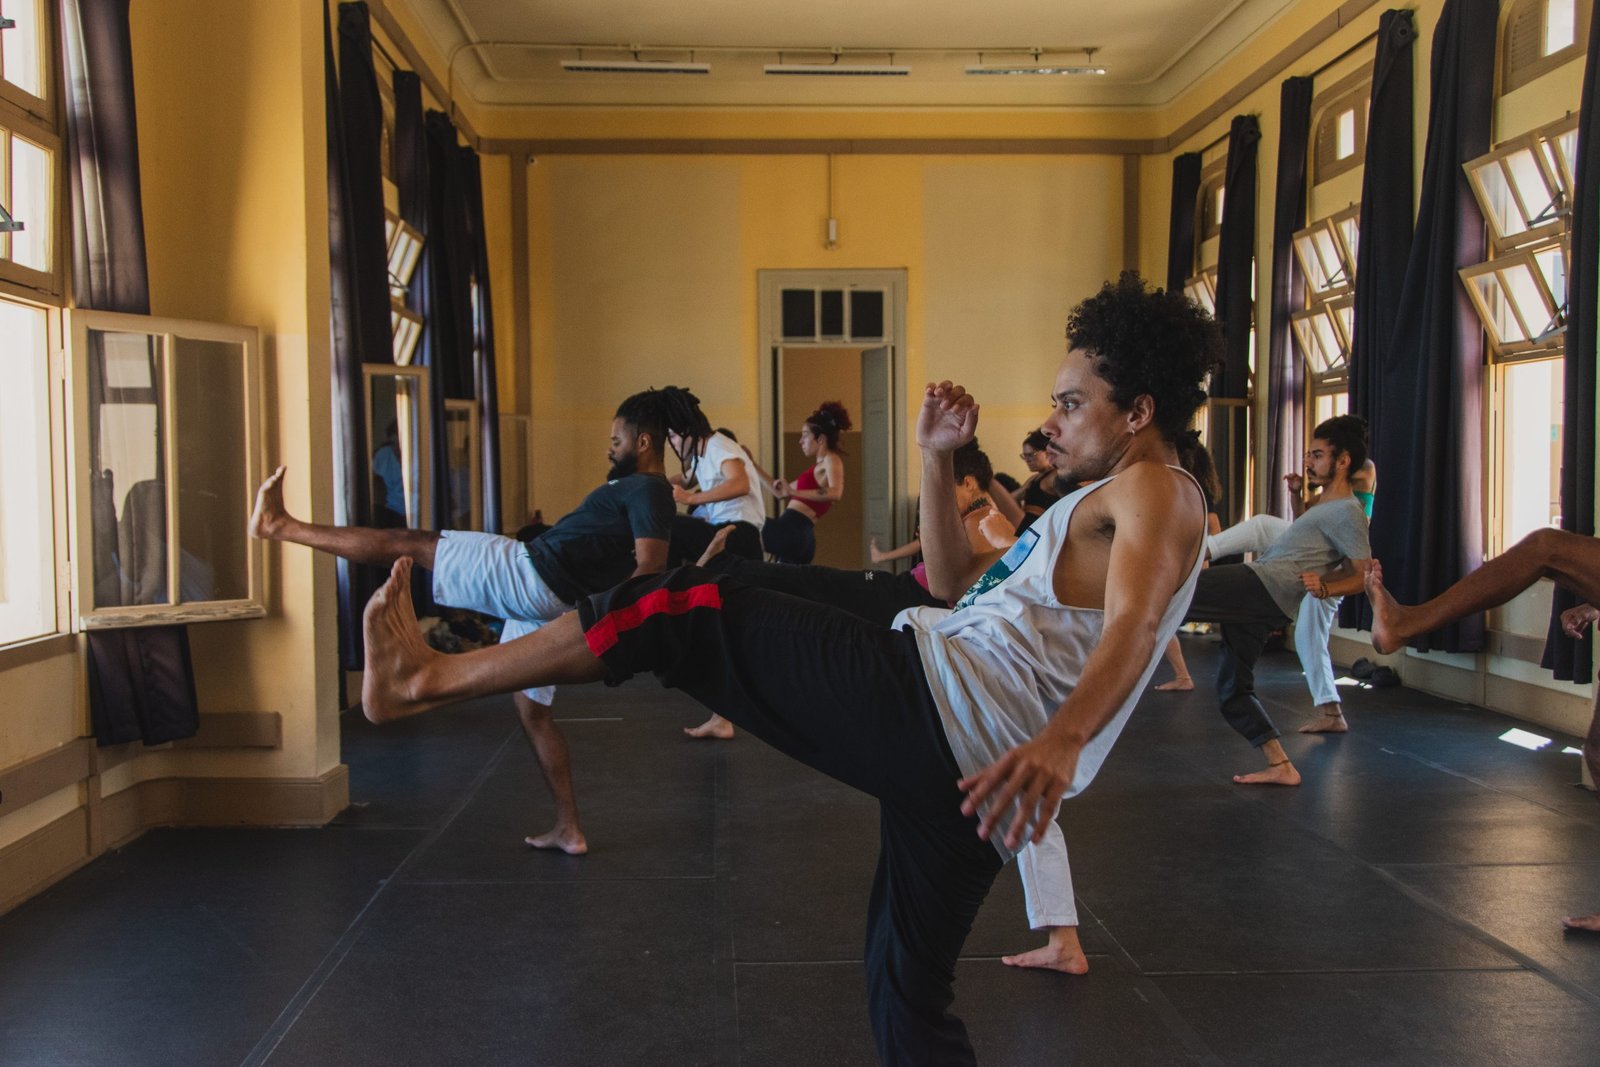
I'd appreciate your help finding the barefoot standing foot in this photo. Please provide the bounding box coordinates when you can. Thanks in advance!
[1298,712,1349,734]
[1002,928,1090,975]
[526,826,589,856]
[361,558,442,723]
[1154,677,1195,691]
[1233,760,1302,786]
[695,525,735,568]
[248,465,290,539]
[1562,912,1600,932]
[683,713,735,740]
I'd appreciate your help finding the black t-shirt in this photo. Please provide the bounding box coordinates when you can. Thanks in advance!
[525,473,674,603]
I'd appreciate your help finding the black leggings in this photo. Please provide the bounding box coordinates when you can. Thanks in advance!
[578,567,1002,1066]
[705,555,944,625]
[667,516,762,566]
[1184,564,1292,746]
[761,508,816,564]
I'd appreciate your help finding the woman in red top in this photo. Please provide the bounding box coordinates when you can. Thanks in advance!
[763,401,851,565]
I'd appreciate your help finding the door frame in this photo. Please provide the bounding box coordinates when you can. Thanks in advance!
[756,269,910,544]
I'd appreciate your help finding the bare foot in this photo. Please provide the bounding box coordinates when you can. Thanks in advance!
[1154,676,1194,691]
[1365,559,1409,655]
[1562,912,1600,932]
[1299,710,1349,734]
[683,713,735,740]
[1003,926,1089,975]
[361,558,443,723]
[248,465,290,539]
[696,524,735,568]
[1233,761,1302,786]
[526,825,589,856]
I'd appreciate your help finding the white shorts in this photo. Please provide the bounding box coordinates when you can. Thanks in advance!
[432,531,570,705]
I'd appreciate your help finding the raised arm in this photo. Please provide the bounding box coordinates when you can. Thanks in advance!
[959,464,1202,850]
[987,478,1025,528]
[917,382,1001,600]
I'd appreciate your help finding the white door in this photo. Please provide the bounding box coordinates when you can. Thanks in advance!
[860,346,894,567]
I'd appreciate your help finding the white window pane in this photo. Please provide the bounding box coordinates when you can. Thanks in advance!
[1470,272,1529,344]
[0,297,54,643]
[1312,229,1346,287]
[1501,359,1562,547]
[1545,0,1577,53]
[1504,264,1556,337]
[1336,109,1356,160]
[88,330,169,608]
[173,337,249,602]
[10,134,50,271]
[1476,161,1527,242]
[1534,245,1568,311]
[1335,215,1360,269]
[0,0,43,99]
[1506,146,1557,224]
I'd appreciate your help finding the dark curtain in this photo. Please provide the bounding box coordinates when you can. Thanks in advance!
[1166,153,1204,293]
[1542,7,1600,681]
[460,148,503,534]
[1342,8,1417,631]
[1367,0,1496,653]
[1265,77,1314,519]
[336,2,393,368]
[326,2,378,669]
[1210,115,1260,526]
[61,0,197,744]
[418,111,477,533]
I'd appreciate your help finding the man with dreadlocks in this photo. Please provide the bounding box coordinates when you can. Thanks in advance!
[248,387,690,856]
[654,386,767,566]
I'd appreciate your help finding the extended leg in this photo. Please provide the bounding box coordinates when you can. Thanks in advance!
[250,466,439,568]
[514,692,588,855]
[1367,530,1600,654]
[1295,594,1348,734]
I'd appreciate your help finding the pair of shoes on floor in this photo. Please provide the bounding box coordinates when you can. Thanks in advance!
[1349,657,1399,687]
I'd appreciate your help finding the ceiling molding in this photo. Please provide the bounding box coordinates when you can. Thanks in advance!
[482,137,1161,156]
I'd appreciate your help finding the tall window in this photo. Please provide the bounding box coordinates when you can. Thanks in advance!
[1462,113,1575,553]
[1291,205,1360,421]
[0,0,60,296]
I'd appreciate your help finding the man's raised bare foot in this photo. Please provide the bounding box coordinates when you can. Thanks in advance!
[684,713,735,740]
[1365,559,1409,655]
[1002,926,1089,975]
[695,525,735,568]
[526,825,589,856]
[361,558,443,723]
[248,465,291,540]
[1562,912,1600,932]
[1233,760,1302,786]
[1299,707,1349,734]
[1154,676,1195,691]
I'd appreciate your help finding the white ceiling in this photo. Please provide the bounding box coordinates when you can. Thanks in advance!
[399,0,1308,110]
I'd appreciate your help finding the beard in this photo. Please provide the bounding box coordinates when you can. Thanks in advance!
[607,451,639,481]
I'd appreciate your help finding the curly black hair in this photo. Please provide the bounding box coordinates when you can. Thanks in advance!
[614,386,713,476]
[1065,271,1221,442]
[952,439,994,489]
[1312,414,1368,473]
[804,401,853,453]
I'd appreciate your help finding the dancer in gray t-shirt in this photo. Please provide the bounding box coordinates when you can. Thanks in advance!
[1183,415,1372,786]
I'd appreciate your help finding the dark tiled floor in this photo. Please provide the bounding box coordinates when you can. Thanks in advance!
[1,639,1598,1065]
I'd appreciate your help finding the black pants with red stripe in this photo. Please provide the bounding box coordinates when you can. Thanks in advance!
[701,555,946,625]
[577,566,1002,1067]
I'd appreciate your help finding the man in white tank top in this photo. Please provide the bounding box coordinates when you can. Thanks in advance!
[356,274,1217,1066]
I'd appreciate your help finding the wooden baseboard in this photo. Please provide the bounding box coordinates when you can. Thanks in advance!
[98,765,350,850]
[0,807,91,917]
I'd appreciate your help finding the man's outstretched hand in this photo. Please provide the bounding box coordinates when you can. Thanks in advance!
[957,732,1082,851]
[918,381,980,452]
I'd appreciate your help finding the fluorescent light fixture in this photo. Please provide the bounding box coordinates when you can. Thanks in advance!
[1563,746,1583,755]
[764,63,910,76]
[1499,728,1553,750]
[561,60,710,75]
[965,65,1105,75]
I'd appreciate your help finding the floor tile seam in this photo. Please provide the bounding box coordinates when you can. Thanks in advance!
[1140,964,1530,978]
[1068,896,1225,1066]
[236,728,522,1067]
[711,743,741,1067]
[1375,860,1600,869]
[394,876,717,886]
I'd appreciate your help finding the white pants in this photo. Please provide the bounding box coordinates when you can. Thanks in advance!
[1208,514,1342,708]
[432,530,570,705]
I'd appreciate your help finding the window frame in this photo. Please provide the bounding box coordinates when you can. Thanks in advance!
[1501,0,1593,94]
[1464,113,1579,253]
[0,0,52,125]
[1183,268,1217,316]
[1460,248,1567,359]
[443,397,482,532]
[362,363,434,530]
[65,309,267,630]
[0,0,61,299]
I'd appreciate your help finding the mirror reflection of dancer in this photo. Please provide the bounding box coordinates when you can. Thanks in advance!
[765,401,852,564]
[356,273,1214,1064]
[1364,534,1600,933]
[249,388,690,855]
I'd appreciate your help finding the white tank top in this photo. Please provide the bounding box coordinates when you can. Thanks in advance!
[893,466,1205,860]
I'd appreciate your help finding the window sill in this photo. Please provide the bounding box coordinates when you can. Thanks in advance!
[79,603,268,631]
